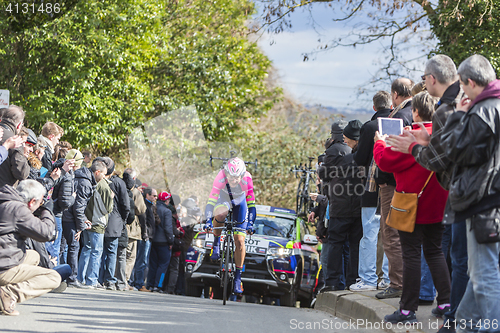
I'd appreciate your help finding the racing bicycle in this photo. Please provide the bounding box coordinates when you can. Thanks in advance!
[210,208,247,305]
[290,157,316,218]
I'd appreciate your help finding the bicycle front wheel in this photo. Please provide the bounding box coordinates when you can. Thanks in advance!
[222,234,231,305]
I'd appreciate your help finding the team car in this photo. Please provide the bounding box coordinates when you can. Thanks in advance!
[184,205,320,307]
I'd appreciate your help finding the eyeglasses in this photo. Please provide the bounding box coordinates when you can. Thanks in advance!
[153,195,158,198]
[421,73,432,81]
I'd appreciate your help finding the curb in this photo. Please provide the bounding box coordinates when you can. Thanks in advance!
[314,291,425,333]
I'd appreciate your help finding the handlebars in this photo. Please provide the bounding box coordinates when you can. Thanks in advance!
[209,150,258,173]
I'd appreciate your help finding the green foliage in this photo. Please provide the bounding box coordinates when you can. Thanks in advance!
[0,0,278,151]
[430,0,500,74]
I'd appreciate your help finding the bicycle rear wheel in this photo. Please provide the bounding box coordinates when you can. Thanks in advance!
[222,234,231,305]
[296,177,306,217]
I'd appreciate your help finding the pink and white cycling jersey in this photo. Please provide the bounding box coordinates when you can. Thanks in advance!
[205,169,256,221]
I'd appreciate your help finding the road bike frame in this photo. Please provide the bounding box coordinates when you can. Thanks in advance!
[211,210,246,305]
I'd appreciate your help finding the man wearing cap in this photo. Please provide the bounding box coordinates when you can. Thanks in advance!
[318,120,364,292]
[0,106,30,187]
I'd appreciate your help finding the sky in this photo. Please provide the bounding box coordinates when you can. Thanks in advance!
[253,1,437,110]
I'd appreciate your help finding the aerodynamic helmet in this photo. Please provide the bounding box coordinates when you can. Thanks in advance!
[224,157,246,178]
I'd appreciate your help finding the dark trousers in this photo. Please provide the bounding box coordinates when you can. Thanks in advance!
[398,223,451,312]
[166,256,180,293]
[176,250,186,295]
[444,220,469,324]
[62,222,80,282]
[147,243,171,289]
[326,217,362,290]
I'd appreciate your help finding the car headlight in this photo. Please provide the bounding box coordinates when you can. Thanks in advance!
[192,239,205,252]
[267,247,292,256]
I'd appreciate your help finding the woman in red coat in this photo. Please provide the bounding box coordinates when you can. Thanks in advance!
[373,91,451,324]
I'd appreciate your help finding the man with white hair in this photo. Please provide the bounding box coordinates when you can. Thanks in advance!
[0,180,61,316]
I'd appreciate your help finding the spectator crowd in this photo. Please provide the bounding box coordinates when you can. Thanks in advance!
[0,106,202,316]
[1,53,500,333]
[311,54,500,333]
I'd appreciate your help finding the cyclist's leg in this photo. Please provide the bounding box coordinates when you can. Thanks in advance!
[233,198,248,267]
[233,199,248,294]
[210,198,230,260]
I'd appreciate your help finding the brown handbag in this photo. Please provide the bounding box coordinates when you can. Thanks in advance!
[386,172,434,233]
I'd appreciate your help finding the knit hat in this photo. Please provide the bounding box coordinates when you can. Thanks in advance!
[65,149,84,168]
[343,120,363,141]
[331,120,348,135]
[158,191,171,201]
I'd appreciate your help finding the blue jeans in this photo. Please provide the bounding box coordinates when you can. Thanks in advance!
[99,237,119,285]
[46,216,63,265]
[444,220,469,324]
[420,247,436,301]
[147,243,171,289]
[77,230,104,286]
[132,240,151,289]
[54,264,72,282]
[456,219,500,333]
[358,207,388,286]
[62,222,80,282]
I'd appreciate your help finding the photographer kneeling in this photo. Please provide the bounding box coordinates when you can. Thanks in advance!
[0,180,61,316]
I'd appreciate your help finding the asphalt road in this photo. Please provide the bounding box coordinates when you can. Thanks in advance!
[0,289,384,333]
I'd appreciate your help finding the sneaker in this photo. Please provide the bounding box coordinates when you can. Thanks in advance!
[432,304,451,318]
[376,287,402,299]
[0,287,19,316]
[384,310,417,324]
[377,280,390,290]
[104,283,117,291]
[210,244,220,261]
[89,283,105,290]
[67,280,92,289]
[350,279,377,291]
[50,281,68,293]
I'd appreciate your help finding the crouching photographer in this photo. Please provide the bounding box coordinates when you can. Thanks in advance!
[0,180,61,316]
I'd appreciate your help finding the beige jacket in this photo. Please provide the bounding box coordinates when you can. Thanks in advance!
[126,187,147,241]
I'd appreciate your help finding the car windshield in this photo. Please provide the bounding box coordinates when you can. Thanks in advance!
[254,214,295,238]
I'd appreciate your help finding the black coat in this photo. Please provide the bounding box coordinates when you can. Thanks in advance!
[318,134,362,218]
[353,108,391,207]
[52,170,75,217]
[442,92,500,219]
[106,175,130,238]
[62,167,95,231]
[143,199,158,241]
[41,148,53,173]
[0,120,30,187]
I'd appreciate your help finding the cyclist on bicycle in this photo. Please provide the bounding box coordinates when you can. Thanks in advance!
[204,157,256,294]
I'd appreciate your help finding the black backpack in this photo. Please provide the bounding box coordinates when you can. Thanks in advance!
[126,190,136,225]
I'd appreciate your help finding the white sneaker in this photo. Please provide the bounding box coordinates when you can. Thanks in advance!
[378,280,390,290]
[349,279,377,291]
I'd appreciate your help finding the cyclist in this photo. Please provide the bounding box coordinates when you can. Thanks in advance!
[204,157,256,294]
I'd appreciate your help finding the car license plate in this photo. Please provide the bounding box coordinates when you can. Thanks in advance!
[245,238,269,255]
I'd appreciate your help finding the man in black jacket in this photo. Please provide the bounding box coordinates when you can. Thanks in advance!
[0,106,30,188]
[318,120,363,292]
[62,159,103,288]
[0,180,61,316]
[99,157,130,290]
[440,54,500,331]
[349,91,391,292]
